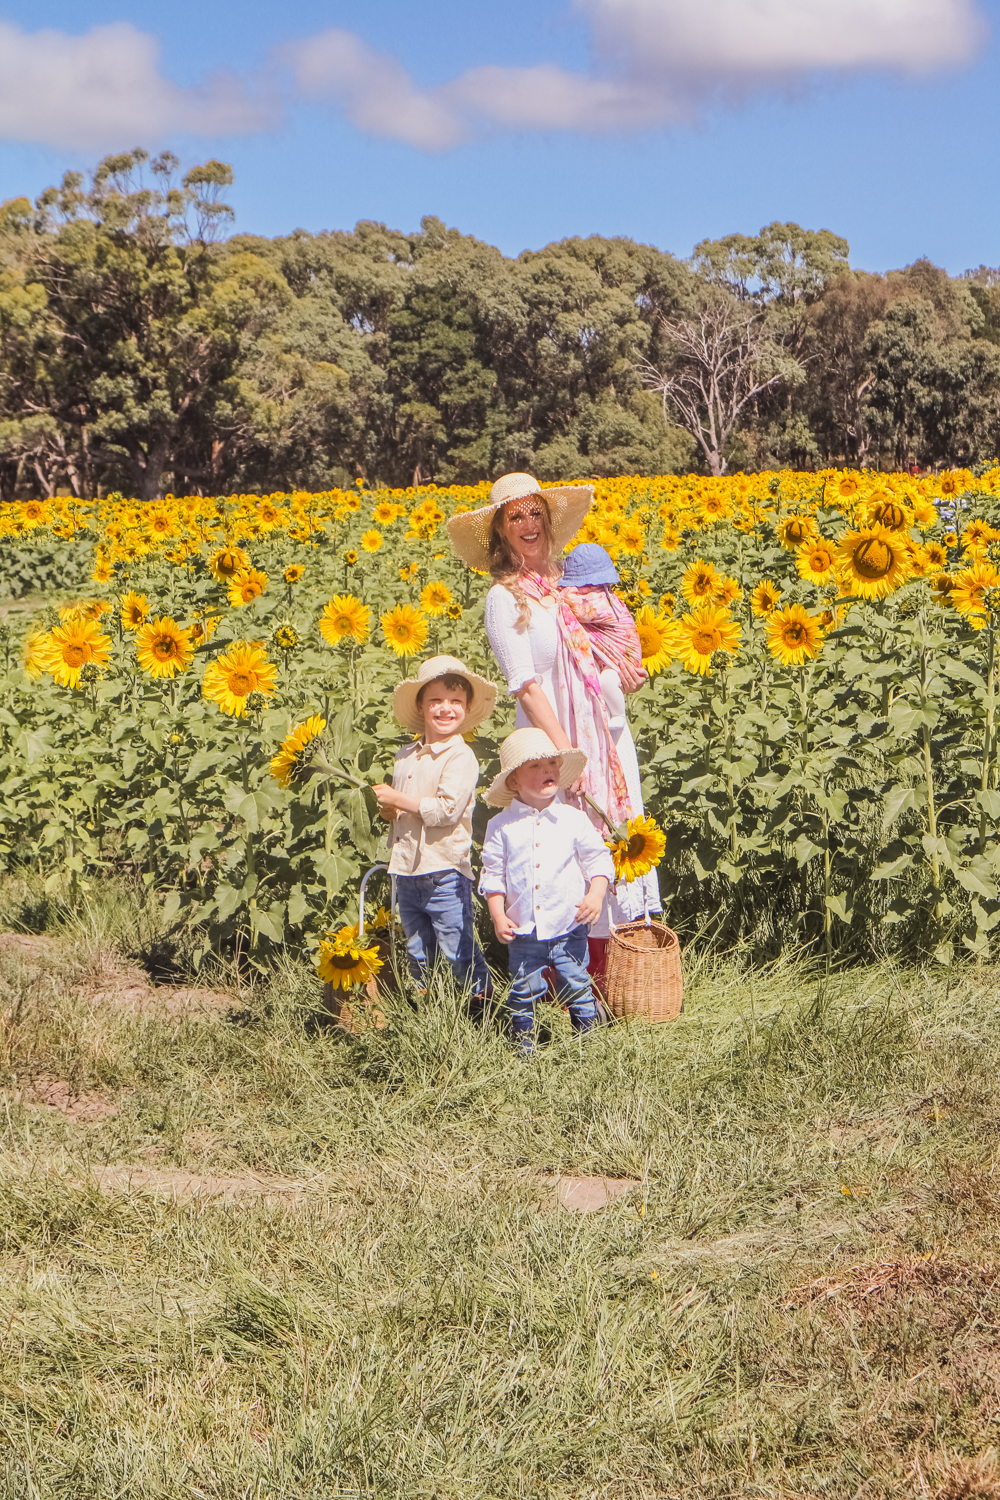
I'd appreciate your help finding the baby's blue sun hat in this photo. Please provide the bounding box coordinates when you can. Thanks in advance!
[558,542,619,588]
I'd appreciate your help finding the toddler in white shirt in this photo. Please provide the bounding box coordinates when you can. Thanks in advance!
[479,728,615,1052]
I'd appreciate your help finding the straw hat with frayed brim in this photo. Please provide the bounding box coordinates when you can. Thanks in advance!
[392,654,498,735]
[484,728,587,809]
[445,472,594,572]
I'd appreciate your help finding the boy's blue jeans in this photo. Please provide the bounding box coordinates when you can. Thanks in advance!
[507,924,600,1051]
[395,870,490,997]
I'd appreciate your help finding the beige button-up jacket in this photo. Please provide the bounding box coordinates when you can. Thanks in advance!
[386,736,480,879]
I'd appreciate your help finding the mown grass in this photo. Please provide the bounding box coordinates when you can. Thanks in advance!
[1,877,1000,1498]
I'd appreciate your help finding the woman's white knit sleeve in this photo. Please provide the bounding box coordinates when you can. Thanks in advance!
[484,586,539,694]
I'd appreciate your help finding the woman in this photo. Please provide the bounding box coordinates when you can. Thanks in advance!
[446,472,662,958]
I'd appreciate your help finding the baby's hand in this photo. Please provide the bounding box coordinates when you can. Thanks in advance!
[492,912,517,945]
[618,659,648,694]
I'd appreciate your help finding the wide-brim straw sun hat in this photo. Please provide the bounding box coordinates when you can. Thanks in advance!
[392,654,498,735]
[484,727,587,809]
[445,473,594,572]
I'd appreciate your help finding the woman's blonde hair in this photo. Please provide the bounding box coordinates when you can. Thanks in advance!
[488,497,561,625]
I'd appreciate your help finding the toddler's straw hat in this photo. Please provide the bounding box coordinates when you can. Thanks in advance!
[445,473,593,573]
[392,654,497,735]
[484,727,587,809]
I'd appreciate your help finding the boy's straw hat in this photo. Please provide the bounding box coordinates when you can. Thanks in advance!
[392,654,497,735]
[445,473,593,572]
[484,727,587,809]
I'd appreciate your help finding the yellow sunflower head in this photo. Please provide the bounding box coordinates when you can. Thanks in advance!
[659,591,676,617]
[317,925,383,990]
[372,501,396,525]
[836,523,912,600]
[751,580,782,617]
[209,546,250,581]
[419,581,453,616]
[713,576,743,606]
[270,716,327,789]
[135,617,194,679]
[677,605,742,676]
[43,618,111,689]
[227,568,268,607]
[283,564,305,584]
[680,559,718,606]
[609,815,667,883]
[202,642,277,717]
[319,595,371,645]
[361,529,384,554]
[380,604,428,657]
[795,539,837,586]
[764,603,824,667]
[777,514,818,550]
[119,591,149,630]
[635,606,677,675]
[950,560,1000,627]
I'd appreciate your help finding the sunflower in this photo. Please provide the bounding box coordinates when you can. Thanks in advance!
[765,603,824,666]
[270,715,327,789]
[944,531,958,548]
[317,925,383,990]
[751,580,782,617]
[833,473,861,500]
[931,572,956,603]
[777,514,817,550]
[713,576,743,606]
[445,601,463,620]
[319,595,371,645]
[188,614,221,645]
[923,541,948,568]
[42,619,111,689]
[272,623,299,653]
[635,607,676,674]
[209,546,250,581]
[119,591,149,630]
[659,524,680,551]
[609,815,667,884]
[91,558,113,585]
[420,581,453,616]
[796,540,837,585]
[869,499,908,530]
[135,617,194,679]
[344,549,359,566]
[676,605,742,676]
[372,500,396,525]
[680,559,718,606]
[22,629,49,679]
[659,591,676,617]
[202,642,277,717]
[228,568,269,606]
[617,519,646,554]
[381,604,428,657]
[283,564,305,584]
[58,599,111,624]
[950,560,1000,628]
[961,519,999,553]
[836,523,912,599]
[361,529,384,554]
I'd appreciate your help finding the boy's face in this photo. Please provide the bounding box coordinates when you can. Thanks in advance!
[420,680,468,739]
[506,756,561,807]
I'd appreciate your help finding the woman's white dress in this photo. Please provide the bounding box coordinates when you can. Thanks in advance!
[484,584,662,937]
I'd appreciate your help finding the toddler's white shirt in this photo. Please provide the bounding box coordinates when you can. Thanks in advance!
[479,798,615,940]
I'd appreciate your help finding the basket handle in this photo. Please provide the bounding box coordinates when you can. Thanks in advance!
[358,864,389,938]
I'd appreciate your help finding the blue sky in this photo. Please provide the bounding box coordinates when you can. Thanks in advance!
[0,0,996,275]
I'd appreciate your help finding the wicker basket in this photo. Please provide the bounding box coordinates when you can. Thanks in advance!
[605,920,683,1022]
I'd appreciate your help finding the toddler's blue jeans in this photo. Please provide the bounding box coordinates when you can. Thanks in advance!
[395,870,490,997]
[507,924,600,1052]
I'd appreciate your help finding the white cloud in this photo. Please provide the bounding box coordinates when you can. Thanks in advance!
[281,30,465,151]
[286,0,988,149]
[0,21,274,151]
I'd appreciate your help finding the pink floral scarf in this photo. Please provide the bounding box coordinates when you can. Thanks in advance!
[519,572,632,827]
[559,585,642,678]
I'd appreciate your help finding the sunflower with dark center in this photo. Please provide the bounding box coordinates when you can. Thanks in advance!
[836,523,912,600]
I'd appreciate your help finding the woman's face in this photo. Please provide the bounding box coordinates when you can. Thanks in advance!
[500,495,549,569]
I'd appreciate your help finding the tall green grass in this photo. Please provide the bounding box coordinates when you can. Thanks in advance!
[1,880,999,1496]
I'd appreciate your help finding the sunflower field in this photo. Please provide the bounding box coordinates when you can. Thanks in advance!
[4,464,1000,971]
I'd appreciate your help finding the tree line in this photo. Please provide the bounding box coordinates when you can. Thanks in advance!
[1,148,998,500]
